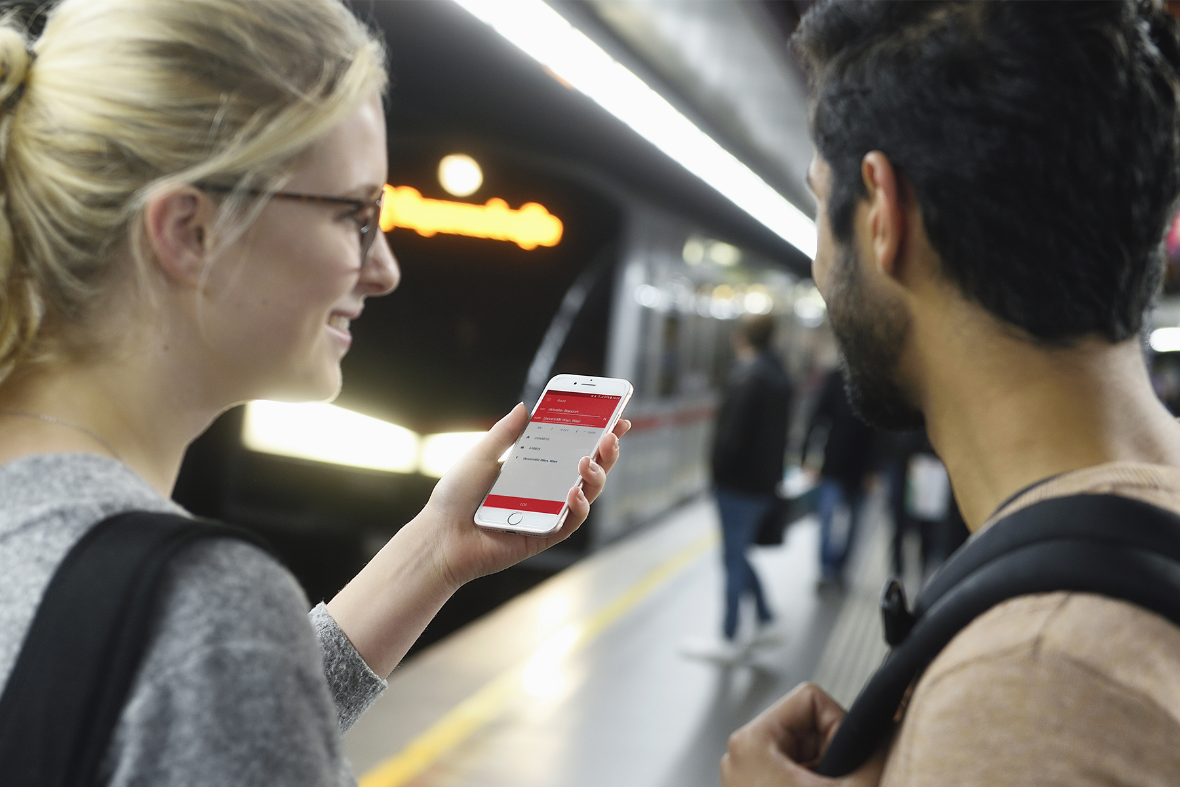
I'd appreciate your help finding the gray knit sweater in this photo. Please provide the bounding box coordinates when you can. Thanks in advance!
[0,453,387,786]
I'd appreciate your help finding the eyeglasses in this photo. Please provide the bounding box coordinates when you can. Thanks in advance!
[198,185,384,265]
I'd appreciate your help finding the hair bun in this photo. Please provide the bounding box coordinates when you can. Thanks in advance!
[0,26,32,109]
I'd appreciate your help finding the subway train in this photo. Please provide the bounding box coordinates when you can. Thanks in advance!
[172,1,826,613]
[171,142,829,598]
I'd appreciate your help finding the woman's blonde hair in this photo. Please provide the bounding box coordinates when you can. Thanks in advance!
[0,0,388,382]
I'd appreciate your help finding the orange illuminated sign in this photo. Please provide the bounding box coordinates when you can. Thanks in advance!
[379,185,563,249]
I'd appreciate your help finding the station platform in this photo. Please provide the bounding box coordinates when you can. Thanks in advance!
[345,493,897,787]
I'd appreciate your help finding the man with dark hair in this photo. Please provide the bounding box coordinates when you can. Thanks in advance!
[688,314,792,662]
[722,1,1180,784]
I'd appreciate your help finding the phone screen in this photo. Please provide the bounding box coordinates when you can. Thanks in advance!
[483,389,623,515]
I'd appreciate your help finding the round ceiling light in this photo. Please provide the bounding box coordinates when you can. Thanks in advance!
[438,154,483,197]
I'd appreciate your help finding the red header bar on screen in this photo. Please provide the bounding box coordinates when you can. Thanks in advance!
[483,495,565,514]
[532,390,621,427]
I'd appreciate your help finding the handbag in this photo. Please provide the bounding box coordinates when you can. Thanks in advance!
[753,493,793,545]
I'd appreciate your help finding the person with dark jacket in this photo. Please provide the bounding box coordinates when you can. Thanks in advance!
[878,429,926,577]
[883,430,970,581]
[692,314,792,660]
[804,367,876,588]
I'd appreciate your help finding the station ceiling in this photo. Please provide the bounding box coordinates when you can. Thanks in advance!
[362,0,816,274]
[577,0,815,218]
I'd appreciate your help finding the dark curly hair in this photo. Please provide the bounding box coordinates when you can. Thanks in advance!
[793,0,1180,344]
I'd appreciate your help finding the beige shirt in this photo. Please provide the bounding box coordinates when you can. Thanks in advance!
[880,462,1180,787]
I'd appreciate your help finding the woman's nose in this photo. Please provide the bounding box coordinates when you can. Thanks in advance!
[359,231,399,296]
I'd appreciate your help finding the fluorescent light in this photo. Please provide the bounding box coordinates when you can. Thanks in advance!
[419,431,487,478]
[1151,327,1180,353]
[438,153,483,197]
[744,290,773,315]
[450,0,817,259]
[682,236,705,264]
[708,241,741,267]
[794,295,826,328]
[634,283,664,309]
[242,401,419,473]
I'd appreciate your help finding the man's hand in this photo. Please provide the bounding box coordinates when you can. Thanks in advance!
[721,683,886,787]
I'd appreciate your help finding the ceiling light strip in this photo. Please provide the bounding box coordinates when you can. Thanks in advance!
[450,0,817,259]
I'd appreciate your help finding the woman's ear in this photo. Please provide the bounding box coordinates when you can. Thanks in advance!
[143,186,215,288]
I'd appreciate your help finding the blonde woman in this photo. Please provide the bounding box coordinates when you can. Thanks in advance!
[0,0,628,784]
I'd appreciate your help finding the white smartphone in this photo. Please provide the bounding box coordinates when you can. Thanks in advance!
[474,374,633,536]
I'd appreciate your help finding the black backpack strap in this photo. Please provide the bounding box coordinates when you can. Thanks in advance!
[0,510,267,787]
[816,493,1180,777]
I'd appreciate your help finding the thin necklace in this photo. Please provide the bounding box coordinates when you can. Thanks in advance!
[0,409,126,464]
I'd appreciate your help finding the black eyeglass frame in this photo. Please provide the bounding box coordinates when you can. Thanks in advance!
[197,184,384,265]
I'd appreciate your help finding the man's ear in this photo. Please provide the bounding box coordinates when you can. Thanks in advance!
[143,186,215,288]
[860,151,906,280]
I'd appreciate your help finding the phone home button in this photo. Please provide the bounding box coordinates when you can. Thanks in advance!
[507,511,524,525]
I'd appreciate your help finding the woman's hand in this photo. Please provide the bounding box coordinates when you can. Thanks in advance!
[423,403,631,589]
[327,403,629,678]
[721,683,886,787]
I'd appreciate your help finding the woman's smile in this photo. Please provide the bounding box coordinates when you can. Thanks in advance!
[326,311,356,348]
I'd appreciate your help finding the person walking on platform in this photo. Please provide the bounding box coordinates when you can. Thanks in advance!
[804,367,875,590]
[890,433,970,582]
[0,3,629,785]
[883,430,968,583]
[722,2,1180,786]
[879,429,926,578]
[685,314,792,662]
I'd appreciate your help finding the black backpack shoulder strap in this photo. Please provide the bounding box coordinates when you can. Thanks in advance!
[816,493,1180,777]
[0,510,267,787]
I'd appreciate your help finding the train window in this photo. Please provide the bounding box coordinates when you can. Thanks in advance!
[712,320,734,389]
[657,313,682,398]
[679,313,711,395]
[628,294,654,400]
[548,248,616,381]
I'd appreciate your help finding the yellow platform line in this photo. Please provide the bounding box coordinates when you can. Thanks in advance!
[358,529,719,787]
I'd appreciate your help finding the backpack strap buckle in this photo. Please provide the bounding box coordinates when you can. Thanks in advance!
[881,578,915,647]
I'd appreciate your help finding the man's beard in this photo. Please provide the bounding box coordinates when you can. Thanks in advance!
[825,244,925,431]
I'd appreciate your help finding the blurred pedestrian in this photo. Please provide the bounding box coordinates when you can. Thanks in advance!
[803,367,875,589]
[884,431,972,583]
[685,314,792,662]
[879,430,924,577]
